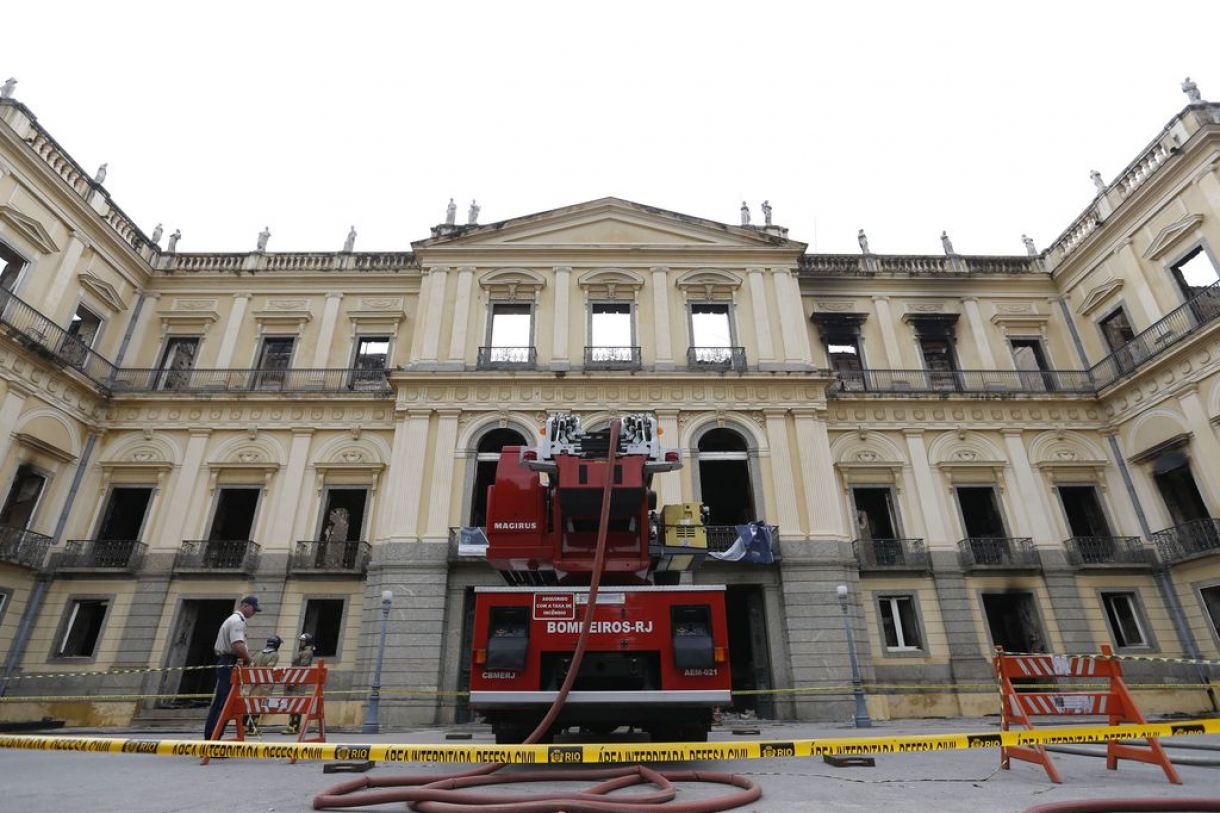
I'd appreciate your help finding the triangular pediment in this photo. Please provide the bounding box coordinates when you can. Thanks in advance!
[0,205,59,254]
[1078,276,1124,316]
[78,272,126,311]
[413,198,806,251]
[1143,214,1204,260]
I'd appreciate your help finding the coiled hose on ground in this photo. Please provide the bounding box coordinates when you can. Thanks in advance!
[313,420,762,812]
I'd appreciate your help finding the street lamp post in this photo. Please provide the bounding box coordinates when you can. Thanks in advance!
[836,584,872,728]
[361,589,393,734]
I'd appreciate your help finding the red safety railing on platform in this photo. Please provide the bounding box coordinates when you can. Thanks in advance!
[994,644,1180,784]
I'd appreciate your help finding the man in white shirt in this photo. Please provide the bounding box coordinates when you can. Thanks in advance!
[203,595,261,740]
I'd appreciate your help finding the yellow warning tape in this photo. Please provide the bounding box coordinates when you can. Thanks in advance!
[1,719,1217,764]
[3,664,217,682]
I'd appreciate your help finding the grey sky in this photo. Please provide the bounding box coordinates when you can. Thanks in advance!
[5,1,1219,256]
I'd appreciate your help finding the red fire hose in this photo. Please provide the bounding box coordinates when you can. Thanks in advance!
[314,419,762,811]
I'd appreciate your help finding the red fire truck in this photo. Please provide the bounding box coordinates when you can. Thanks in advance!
[468,414,732,743]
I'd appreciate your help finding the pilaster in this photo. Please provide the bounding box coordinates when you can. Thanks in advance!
[0,384,30,467]
[1001,430,1057,545]
[212,294,251,368]
[1177,387,1220,509]
[746,268,776,364]
[871,296,903,368]
[651,267,674,370]
[311,293,344,367]
[446,267,475,364]
[962,297,997,368]
[419,267,449,363]
[424,410,460,539]
[268,428,314,547]
[903,430,949,545]
[773,268,812,366]
[43,232,87,323]
[762,410,801,533]
[157,429,212,549]
[552,266,571,370]
[792,409,845,540]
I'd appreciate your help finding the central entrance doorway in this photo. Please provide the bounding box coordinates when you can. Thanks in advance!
[161,599,235,706]
[982,592,1046,654]
[725,585,775,719]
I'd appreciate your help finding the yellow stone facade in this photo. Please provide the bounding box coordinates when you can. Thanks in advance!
[0,87,1218,728]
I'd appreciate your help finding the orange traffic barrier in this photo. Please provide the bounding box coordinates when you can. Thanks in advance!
[203,661,327,765]
[994,644,1180,785]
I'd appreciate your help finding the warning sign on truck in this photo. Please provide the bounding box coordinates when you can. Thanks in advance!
[532,593,575,620]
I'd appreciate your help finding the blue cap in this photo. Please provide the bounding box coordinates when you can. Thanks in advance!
[240,595,261,613]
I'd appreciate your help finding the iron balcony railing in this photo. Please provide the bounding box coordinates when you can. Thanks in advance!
[853,538,930,571]
[0,526,53,570]
[1150,518,1220,564]
[957,536,1039,570]
[583,346,642,370]
[174,539,259,573]
[687,346,747,372]
[0,287,117,387]
[56,539,146,571]
[831,368,1095,395]
[1091,280,1220,387]
[476,346,537,370]
[291,540,370,574]
[109,367,392,394]
[1063,535,1153,567]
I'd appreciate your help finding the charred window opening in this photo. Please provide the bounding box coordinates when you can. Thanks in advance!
[254,336,295,389]
[470,428,528,527]
[351,336,390,389]
[1152,453,1210,527]
[1171,246,1219,300]
[208,488,259,541]
[62,304,103,367]
[1101,592,1148,649]
[318,488,367,542]
[1099,307,1136,353]
[911,315,959,390]
[589,302,634,363]
[302,598,344,658]
[697,428,755,525]
[1057,486,1111,538]
[1011,338,1054,391]
[689,303,735,365]
[1202,586,1220,642]
[813,313,867,389]
[488,303,533,364]
[982,592,1046,654]
[57,598,109,658]
[671,604,715,669]
[878,595,923,651]
[852,487,899,540]
[0,464,47,531]
[156,337,199,390]
[955,486,1007,538]
[97,487,154,540]
[486,605,529,671]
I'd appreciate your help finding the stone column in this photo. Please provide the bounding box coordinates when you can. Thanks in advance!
[446,266,475,364]
[654,410,681,507]
[0,383,30,467]
[1001,430,1057,545]
[268,429,313,547]
[903,430,949,545]
[746,268,776,365]
[962,297,997,369]
[762,410,801,534]
[419,268,448,364]
[1114,240,1163,326]
[871,296,904,368]
[213,294,251,368]
[424,410,460,541]
[408,268,435,364]
[157,429,211,548]
[792,409,846,541]
[773,268,812,366]
[651,267,674,370]
[552,266,571,370]
[43,232,87,322]
[310,293,344,367]
[1178,387,1220,504]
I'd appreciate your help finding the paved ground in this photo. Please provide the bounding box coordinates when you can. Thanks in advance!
[2,717,1218,812]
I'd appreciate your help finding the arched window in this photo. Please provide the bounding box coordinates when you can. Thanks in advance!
[469,428,528,526]
[695,428,757,525]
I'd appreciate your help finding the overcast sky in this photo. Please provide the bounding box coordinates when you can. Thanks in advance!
[6,2,1220,256]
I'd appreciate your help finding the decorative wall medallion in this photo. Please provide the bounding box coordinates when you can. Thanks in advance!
[952,449,979,461]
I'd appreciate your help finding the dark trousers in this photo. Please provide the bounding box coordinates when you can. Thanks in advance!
[203,657,237,739]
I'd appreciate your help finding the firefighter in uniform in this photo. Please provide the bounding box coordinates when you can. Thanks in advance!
[282,633,315,735]
[242,634,282,736]
[203,595,261,740]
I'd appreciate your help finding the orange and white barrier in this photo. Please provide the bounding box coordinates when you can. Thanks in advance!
[203,661,327,765]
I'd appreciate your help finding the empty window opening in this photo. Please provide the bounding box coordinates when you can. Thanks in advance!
[690,304,733,363]
[302,598,344,658]
[589,303,633,361]
[470,429,528,526]
[1011,338,1054,391]
[697,429,755,525]
[982,592,1046,654]
[0,464,47,530]
[351,336,390,388]
[96,487,154,540]
[0,242,25,291]
[919,337,958,389]
[156,337,199,390]
[254,337,295,389]
[1099,307,1136,353]
[1101,592,1148,648]
[165,599,234,704]
[1171,247,1219,299]
[879,595,923,651]
[208,488,260,540]
[57,598,108,658]
[956,486,1007,538]
[852,487,900,540]
[1152,454,1210,527]
[1057,486,1111,538]
[67,304,103,348]
[725,585,774,717]
[319,488,368,543]
[488,303,532,363]
[1202,586,1220,643]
